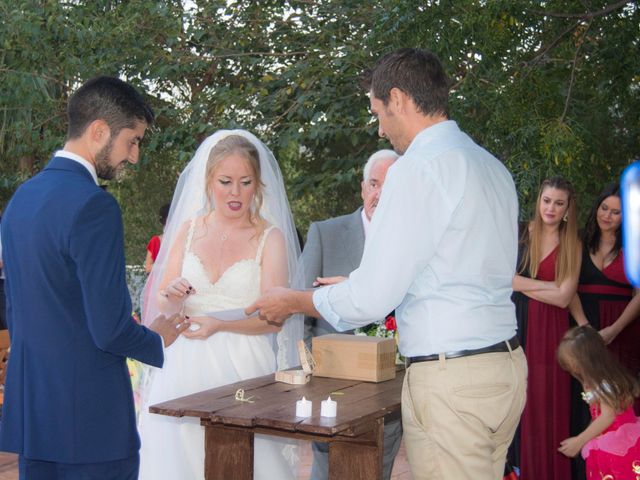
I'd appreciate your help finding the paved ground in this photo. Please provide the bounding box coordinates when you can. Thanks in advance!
[0,440,413,479]
[0,452,17,480]
[297,439,413,480]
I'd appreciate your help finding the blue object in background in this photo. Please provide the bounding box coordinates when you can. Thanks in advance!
[620,161,640,287]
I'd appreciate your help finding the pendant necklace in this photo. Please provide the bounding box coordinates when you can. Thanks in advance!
[214,229,230,276]
[216,223,231,243]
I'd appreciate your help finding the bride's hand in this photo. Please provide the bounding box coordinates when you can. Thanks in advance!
[181,316,223,340]
[160,277,196,302]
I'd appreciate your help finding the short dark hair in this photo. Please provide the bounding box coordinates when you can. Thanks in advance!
[67,76,154,139]
[362,48,450,117]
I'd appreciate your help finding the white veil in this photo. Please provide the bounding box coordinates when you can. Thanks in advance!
[141,129,303,370]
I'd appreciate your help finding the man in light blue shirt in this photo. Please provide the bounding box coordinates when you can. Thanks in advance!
[249,48,527,479]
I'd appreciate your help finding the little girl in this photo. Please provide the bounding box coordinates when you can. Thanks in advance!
[557,325,640,479]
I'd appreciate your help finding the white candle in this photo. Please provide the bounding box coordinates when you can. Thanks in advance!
[295,396,312,417]
[320,396,337,418]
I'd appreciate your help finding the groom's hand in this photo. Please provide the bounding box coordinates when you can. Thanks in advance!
[246,287,318,326]
[149,313,190,347]
[246,287,295,326]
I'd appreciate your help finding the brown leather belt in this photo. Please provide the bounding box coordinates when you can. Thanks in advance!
[406,335,520,366]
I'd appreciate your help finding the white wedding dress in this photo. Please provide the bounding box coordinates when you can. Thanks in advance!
[138,221,296,479]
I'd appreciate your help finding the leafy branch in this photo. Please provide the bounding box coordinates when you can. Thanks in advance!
[527,0,633,19]
[560,20,592,123]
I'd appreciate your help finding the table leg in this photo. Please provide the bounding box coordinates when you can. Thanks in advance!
[204,424,254,480]
[328,418,384,480]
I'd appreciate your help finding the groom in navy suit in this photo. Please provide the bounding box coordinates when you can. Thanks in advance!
[0,76,189,479]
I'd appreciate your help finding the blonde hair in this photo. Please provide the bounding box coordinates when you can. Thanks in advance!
[519,176,580,283]
[205,134,266,230]
[558,326,640,412]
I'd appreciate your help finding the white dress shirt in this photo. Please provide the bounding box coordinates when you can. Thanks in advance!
[361,208,371,238]
[55,150,99,185]
[313,121,519,356]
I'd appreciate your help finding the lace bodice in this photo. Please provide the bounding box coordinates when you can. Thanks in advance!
[181,218,274,316]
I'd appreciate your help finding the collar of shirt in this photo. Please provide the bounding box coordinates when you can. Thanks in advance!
[404,120,460,157]
[360,207,371,238]
[55,150,99,185]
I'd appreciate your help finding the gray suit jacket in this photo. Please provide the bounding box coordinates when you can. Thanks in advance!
[303,208,403,480]
[302,208,365,339]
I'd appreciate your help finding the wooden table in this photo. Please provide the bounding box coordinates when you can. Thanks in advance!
[150,367,404,480]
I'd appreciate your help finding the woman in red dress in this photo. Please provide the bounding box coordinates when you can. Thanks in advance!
[512,176,582,480]
[144,203,170,273]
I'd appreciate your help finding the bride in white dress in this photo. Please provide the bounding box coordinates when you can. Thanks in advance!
[138,131,302,480]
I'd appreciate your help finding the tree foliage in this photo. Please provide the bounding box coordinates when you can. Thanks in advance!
[1,0,638,262]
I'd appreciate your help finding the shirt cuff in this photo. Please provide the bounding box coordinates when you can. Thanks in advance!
[312,286,342,328]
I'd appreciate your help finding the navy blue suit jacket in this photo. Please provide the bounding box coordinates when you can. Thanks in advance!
[0,156,164,463]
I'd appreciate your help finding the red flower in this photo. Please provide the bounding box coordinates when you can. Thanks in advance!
[385,314,396,332]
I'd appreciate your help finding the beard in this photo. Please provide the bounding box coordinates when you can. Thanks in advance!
[95,139,128,181]
[389,136,407,155]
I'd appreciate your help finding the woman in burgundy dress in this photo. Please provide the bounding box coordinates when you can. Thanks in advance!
[512,176,582,480]
[568,183,640,478]
[571,184,640,397]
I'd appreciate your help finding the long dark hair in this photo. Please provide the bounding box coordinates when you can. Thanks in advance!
[582,183,622,256]
[158,203,170,228]
[558,326,640,411]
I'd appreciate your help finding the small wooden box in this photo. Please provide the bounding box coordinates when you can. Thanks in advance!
[312,334,396,382]
[275,341,315,385]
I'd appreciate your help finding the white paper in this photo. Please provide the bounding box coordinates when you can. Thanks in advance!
[204,308,258,322]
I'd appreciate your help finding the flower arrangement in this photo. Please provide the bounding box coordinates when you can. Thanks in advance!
[384,314,396,333]
[128,309,147,419]
[355,313,396,339]
[127,357,145,418]
[355,322,390,338]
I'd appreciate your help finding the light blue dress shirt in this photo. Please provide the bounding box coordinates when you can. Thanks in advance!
[313,121,519,356]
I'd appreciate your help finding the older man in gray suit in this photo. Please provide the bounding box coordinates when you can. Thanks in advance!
[302,149,402,480]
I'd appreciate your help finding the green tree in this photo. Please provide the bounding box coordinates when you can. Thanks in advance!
[1,0,638,262]
[379,0,639,216]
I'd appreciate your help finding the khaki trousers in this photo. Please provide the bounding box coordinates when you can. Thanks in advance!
[402,346,527,480]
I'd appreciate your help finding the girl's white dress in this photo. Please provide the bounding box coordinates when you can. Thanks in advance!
[138,223,295,479]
